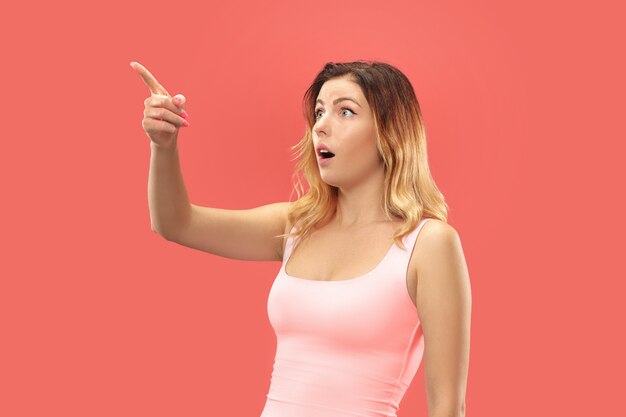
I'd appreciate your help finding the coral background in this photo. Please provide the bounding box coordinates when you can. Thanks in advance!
[1,0,623,415]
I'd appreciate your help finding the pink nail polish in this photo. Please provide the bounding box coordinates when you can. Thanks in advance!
[181,110,189,119]
[182,120,190,127]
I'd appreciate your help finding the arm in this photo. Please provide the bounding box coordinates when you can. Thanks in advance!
[170,201,291,262]
[148,138,290,262]
[415,221,472,417]
[134,61,290,263]
[148,141,192,238]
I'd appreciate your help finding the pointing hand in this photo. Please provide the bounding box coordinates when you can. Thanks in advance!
[130,61,189,148]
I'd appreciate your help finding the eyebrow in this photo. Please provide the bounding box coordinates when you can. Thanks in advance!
[315,97,362,108]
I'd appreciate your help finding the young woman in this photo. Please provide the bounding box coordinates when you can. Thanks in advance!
[131,60,471,417]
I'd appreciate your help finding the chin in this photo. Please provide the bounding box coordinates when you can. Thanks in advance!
[319,175,340,188]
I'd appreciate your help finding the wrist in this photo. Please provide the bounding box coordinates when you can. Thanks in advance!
[150,140,177,152]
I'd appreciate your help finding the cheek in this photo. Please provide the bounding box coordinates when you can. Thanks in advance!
[354,126,379,157]
[334,120,378,160]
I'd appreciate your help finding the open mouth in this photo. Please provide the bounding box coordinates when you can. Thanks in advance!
[319,150,335,159]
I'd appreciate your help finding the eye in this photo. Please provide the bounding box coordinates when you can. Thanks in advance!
[314,107,356,120]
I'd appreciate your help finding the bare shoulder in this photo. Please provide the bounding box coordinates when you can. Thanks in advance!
[415,219,465,277]
[419,219,460,245]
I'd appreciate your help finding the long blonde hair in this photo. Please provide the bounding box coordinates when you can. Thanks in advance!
[280,61,448,251]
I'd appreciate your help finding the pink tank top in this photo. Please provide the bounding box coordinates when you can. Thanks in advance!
[261,218,432,417]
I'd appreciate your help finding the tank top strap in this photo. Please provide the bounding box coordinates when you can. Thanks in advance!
[394,217,433,257]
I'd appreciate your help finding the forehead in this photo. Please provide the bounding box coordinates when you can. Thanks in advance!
[317,76,365,101]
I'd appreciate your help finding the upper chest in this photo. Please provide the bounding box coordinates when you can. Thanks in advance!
[282,222,420,307]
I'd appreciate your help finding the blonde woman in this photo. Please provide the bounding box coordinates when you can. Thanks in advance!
[131,60,471,417]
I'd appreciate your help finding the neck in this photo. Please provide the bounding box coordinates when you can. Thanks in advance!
[332,178,392,227]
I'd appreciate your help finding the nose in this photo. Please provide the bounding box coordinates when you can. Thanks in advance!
[313,115,329,137]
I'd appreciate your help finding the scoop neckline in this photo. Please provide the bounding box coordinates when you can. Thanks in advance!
[281,239,397,284]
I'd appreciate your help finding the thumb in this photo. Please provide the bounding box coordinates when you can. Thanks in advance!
[173,94,186,109]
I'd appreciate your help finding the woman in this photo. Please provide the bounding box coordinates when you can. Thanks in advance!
[131,60,471,417]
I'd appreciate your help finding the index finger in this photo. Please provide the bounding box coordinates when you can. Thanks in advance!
[130,61,171,97]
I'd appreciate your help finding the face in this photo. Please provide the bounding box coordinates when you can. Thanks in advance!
[312,76,383,189]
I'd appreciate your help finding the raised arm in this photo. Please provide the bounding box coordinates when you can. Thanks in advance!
[170,201,290,262]
[131,61,291,262]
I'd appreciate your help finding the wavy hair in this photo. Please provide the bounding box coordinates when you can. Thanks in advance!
[279,60,448,251]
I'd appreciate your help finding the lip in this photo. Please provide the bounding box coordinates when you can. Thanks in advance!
[315,143,333,154]
[315,143,335,166]
[317,154,335,166]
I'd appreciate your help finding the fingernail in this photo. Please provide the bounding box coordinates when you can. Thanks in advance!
[181,110,189,119]
[182,120,190,127]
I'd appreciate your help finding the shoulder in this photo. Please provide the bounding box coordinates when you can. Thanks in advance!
[415,219,465,277]
[279,202,297,259]
[419,219,460,247]
[281,201,296,236]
